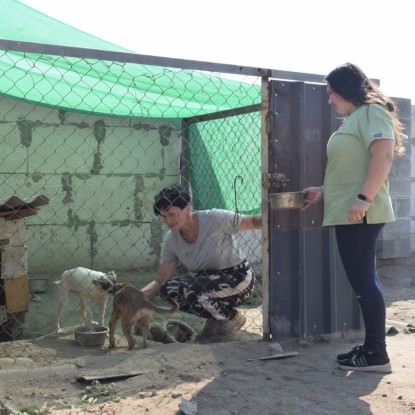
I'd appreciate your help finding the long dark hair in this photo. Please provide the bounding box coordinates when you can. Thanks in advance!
[325,62,405,155]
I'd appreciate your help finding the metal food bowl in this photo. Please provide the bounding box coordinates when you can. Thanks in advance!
[163,319,195,343]
[74,325,108,347]
[269,191,306,210]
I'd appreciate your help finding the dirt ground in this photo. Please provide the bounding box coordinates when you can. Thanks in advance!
[0,254,414,415]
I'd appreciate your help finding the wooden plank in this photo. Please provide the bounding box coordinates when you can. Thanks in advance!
[77,371,145,383]
[257,351,299,360]
[4,275,30,313]
[0,208,38,220]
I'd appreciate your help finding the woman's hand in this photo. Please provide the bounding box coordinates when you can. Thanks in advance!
[300,186,323,211]
[141,262,177,299]
[348,200,370,223]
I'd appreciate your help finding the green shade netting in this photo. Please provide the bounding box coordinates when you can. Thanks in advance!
[189,112,262,214]
[0,0,261,118]
[0,0,262,213]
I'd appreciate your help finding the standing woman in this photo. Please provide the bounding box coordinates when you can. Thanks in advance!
[302,63,405,373]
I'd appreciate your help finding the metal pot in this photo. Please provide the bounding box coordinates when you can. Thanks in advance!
[268,191,306,210]
[74,325,109,347]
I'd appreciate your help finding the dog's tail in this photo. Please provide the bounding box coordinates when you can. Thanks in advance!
[153,299,180,315]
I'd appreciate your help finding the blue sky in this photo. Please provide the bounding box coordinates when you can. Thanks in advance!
[19,0,414,103]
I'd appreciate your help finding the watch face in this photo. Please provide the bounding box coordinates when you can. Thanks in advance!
[357,194,372,204]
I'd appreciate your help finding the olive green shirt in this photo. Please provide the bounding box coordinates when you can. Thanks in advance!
[323,104,395,226]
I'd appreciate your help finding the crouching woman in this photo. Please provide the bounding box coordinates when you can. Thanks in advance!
[142,185,262,343]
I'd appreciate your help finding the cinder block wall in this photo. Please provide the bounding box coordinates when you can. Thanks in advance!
[0,97,262,277]
[0,98,182,276]
[411,105,415,252]
[377,98,412,258]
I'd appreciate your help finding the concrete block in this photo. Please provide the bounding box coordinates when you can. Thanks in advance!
[395,198,412,218]
[384,218,410,238]
[28,126,95,174]
[26,225,92,275]
[93,222,156,271]
[0,218,27,245]
[396,157,411,177]
[377,237,411,259]
[381,219,411,239]
[0,124,27,174]
[1,245,28,278]
[389,178,411,198]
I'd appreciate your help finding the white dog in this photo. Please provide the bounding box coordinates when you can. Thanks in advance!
[54,267,117,333]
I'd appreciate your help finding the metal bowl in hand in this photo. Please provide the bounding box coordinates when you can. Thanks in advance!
[268,191,306,210]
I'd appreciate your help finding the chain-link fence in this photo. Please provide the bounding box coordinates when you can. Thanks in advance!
[0,42,266,360]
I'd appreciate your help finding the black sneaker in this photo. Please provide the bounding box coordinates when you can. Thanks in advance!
[336,344,365,362]
[338,349,392,373]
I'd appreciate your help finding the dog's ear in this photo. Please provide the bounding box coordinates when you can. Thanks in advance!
[100,282,128,295]
[106,270,117,278]
[106,271,117,283]
[92,277,108,288]
[93,276,117,293]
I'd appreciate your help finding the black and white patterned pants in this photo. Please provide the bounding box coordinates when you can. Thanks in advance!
[159,260,255,320]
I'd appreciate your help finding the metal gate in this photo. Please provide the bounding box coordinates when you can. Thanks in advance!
[267,80,361,339]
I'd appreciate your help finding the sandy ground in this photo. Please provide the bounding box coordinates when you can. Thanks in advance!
[0,254,414,415]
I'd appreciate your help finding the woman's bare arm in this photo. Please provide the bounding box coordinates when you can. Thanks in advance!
[239,214,262,231]
[141,262,177,299]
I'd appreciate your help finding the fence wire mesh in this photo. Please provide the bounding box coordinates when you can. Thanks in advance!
[0,47,264,361]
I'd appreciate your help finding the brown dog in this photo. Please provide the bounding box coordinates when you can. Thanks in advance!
[107,284,179,350]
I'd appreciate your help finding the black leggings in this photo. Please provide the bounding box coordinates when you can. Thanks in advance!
[159,261,255,320]
[335,221,386,352]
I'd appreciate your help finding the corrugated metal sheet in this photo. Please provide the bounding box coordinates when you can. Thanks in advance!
[268,80,361,339]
